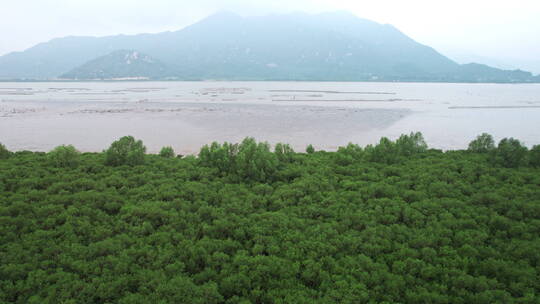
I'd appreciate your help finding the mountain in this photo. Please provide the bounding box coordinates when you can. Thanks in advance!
[502,58,540,75]
[60,50,175,80]
[455,63,536,83]
[0,11,538,82]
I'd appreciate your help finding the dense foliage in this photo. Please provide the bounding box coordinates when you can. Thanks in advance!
[468,133,495,153]
[0,143,10,160]
[104,136,146,166]
[1,134,539,303]
[47,145,80,168]
[491,138,529,168]
[159,146,176,159]
[531,145,540,168]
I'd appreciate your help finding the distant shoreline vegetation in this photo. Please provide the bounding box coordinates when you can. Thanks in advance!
[1,79,540,84]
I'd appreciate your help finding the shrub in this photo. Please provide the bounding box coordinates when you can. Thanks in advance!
[159,146,175,158]
[47,145,80,168]
[105,136,146,166]
[468,133,495,153]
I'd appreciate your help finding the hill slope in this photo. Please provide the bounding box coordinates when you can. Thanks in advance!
[0,11,537,82]
[60,50,175,80]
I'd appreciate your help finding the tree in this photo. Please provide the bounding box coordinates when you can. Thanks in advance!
[199,138,278,182]
[199,141,238,174]
[365,137,397,164]
[306,144,315,154]
[468,133,495,153]
[48,145,80,168]
[159,146,175,158]
[529,145,540,168]
[491,138,528,168]
[235,138,278,182]
[274,143,295,163]
[395,132,428,156]
[365,133,427,164]
[335,143,363,165]
[105,136,146,166]
[0,142,10,159]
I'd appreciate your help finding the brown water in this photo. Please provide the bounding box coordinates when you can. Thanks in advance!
[1,81,539,154]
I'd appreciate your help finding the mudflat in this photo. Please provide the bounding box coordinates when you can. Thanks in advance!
[1,81,539,153]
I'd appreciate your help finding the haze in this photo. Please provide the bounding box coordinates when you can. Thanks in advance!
[1,0,540,73]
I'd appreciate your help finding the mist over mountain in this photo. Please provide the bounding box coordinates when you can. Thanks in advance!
[0,11,537,82]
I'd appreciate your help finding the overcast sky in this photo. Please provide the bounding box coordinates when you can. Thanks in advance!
[1,0,539,72]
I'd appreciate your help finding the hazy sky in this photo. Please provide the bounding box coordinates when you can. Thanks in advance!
[1,0,539,72]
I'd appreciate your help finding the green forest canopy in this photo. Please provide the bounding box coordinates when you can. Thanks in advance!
[1,133,539,303]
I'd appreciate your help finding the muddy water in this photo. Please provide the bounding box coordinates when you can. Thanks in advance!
[1,81,539,153]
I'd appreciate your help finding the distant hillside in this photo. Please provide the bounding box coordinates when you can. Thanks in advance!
[60,50,175,80]
[455,63,536,83]
[0,11,538,82]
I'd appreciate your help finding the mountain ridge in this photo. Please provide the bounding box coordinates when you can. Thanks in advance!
[0,11,537,82]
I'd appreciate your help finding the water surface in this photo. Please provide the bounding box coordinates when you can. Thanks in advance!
[1,81,539,153]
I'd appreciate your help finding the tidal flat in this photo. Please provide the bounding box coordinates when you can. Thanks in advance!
[1,81,540,153]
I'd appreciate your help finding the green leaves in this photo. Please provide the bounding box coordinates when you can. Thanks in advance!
[105,136,146,166]
[365,132,427,164]
[159,146,175,158]
[236,138,278,183]
[47,145,80,168]
[468,133,495,153]
[528,145,540,168]
[199,141,239,176]
[0,142,11,159]
[469,133,540,168]
[274,143,295,163]
[491,137,528,168]
[199,138,279,182]
[1,135,539,303]
[396,132,428,156]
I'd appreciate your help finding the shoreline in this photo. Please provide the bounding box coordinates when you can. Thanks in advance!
[2,79,540,85]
